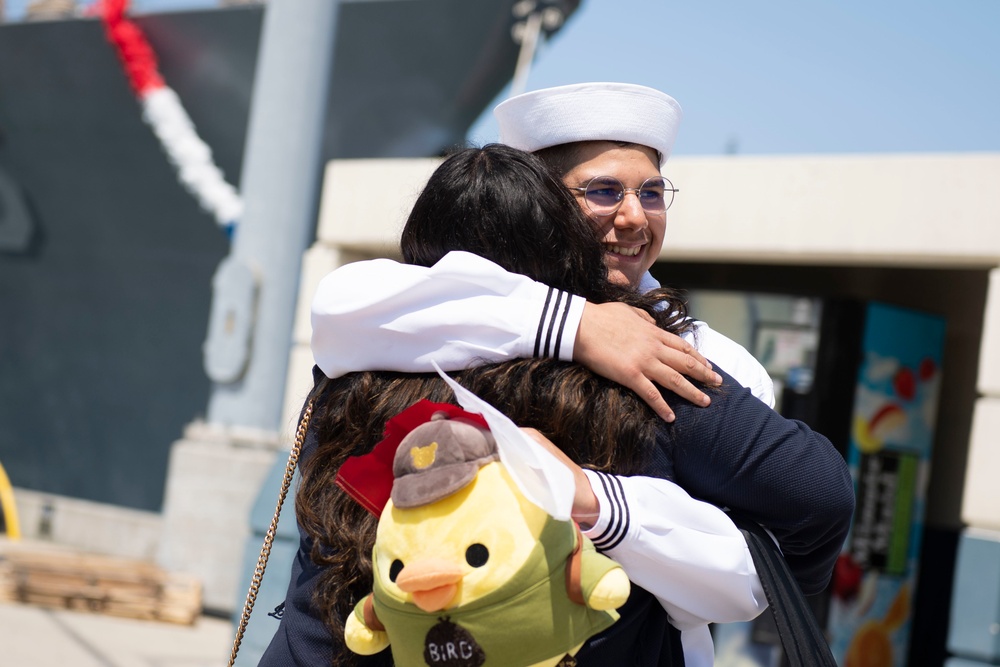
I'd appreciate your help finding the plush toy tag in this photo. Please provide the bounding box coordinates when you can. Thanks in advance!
[432,361,575,521]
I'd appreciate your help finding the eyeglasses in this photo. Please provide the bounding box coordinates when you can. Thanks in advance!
[567,175,678,217]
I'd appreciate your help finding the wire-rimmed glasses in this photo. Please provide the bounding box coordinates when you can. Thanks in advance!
[567,175,678,217]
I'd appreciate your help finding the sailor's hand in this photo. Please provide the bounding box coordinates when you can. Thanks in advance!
[573,301,722,422]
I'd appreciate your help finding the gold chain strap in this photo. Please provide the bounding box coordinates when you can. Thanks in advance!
[227,396,316,667]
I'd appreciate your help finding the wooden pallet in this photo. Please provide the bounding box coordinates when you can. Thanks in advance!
[0,538,201,624]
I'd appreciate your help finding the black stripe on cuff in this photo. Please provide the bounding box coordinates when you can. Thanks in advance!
[535,289,574,359]
[552,293,574,360]
[541,290,565,357]
[533,287,555,358]
[589,472,629,552]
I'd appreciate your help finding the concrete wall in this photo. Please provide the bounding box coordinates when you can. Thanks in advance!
[311,153,1000,265]
[663,153,1000,266]
[963,268,1000,531]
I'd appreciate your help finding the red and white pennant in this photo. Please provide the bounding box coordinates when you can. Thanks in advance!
[98,0,243,230]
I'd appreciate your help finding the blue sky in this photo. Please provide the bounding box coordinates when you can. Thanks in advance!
[469,0,1000,156]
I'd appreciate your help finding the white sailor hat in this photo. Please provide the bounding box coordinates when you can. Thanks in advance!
[494,82,683,166]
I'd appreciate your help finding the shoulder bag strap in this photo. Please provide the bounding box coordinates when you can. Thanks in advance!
[729,512,839,667]
[227,395,317,667]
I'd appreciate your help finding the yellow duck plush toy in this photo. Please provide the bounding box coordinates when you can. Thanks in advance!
[340,401,631,667]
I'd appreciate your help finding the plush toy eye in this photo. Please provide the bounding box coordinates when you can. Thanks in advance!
[465,543,489,567]
[389,559,404,582]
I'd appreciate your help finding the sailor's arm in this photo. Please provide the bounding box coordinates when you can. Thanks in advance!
[310,251,718,421]
[582,470,767,629]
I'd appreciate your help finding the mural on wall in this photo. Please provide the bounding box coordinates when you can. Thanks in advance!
[828,302,946,667]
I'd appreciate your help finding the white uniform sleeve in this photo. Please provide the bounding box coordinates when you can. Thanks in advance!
[310,251,584,378]
[581,469,767,631]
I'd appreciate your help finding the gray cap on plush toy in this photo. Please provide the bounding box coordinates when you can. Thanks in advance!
[391,412,499,508]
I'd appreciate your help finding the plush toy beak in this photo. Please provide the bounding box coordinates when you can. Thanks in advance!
[395,559,464,612]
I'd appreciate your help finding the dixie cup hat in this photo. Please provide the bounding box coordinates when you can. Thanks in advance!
[494,82,683,167]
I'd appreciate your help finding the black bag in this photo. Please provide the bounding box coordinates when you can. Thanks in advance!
[729,513,839,667]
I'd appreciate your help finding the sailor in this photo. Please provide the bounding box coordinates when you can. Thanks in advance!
[261,83,852,667]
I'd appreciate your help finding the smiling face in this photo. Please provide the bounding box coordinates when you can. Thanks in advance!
[560,141,666,288]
